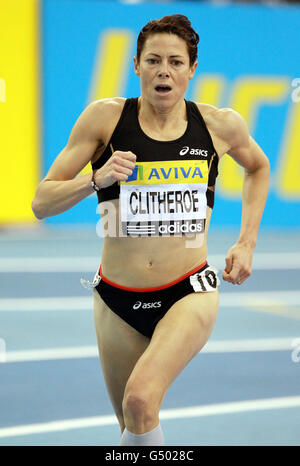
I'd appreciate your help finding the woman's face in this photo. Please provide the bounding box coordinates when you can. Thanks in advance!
[134,33,197,108]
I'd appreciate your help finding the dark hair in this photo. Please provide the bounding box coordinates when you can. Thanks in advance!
[136,14,199,66]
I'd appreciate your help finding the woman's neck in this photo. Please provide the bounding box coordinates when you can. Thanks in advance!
[137,97,187,132]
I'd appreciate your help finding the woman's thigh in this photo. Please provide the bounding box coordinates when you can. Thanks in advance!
[125,290,219,405]
[93,289,150,429]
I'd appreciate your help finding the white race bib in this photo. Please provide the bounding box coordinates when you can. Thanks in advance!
[190,266,220,292]
[120,160,208,237]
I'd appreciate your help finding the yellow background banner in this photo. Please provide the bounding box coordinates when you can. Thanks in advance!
[0,0,39,223]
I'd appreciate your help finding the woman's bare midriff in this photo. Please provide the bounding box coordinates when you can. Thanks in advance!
[99,199,212,288]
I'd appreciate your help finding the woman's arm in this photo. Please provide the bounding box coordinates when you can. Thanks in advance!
[31,98,136,220]
[214,109,270,285]
[31,101,102,219]
[32,174,95,220]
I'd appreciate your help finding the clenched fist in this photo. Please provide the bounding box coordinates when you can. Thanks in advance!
[222,242,254,285]
[93,150,137,189]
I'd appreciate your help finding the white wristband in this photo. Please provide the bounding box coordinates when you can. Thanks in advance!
[91,180,100,192]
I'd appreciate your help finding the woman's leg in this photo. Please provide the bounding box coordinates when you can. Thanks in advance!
[93,289,150,433]
[122,290,219,434]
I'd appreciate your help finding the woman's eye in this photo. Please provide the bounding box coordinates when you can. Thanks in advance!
[147,59,157,64]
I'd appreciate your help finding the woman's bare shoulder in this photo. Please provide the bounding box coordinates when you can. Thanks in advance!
[195,102,249,153]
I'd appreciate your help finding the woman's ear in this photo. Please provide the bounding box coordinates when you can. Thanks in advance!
[189,61,198,80]
[133,56,140,76]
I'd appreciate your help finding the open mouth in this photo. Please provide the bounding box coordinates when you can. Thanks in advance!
[155,85,172,94]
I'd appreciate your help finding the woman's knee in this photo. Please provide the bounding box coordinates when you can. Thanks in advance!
[123,390,152,422]
[122,382,160,426]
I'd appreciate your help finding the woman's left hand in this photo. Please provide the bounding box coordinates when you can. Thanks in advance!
[222,242,254,285]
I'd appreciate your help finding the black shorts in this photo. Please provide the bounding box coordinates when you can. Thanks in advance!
[93,261,219,339]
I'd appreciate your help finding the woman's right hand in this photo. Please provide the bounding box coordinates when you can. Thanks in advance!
[93,151,137,189]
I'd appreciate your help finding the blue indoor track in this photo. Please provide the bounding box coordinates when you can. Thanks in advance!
[0,228,299,446]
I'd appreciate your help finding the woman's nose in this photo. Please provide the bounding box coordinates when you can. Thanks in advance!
[158,61,170,78]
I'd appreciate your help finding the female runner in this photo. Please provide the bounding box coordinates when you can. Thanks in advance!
[32,14,270,445]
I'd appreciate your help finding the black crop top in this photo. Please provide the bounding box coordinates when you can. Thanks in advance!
[91,98,219,209]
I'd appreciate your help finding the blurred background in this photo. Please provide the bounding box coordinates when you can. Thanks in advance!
[0,0,300,446]
[1,0,300,230]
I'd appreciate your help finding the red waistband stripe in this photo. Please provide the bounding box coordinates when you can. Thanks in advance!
[99,261,207,292]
